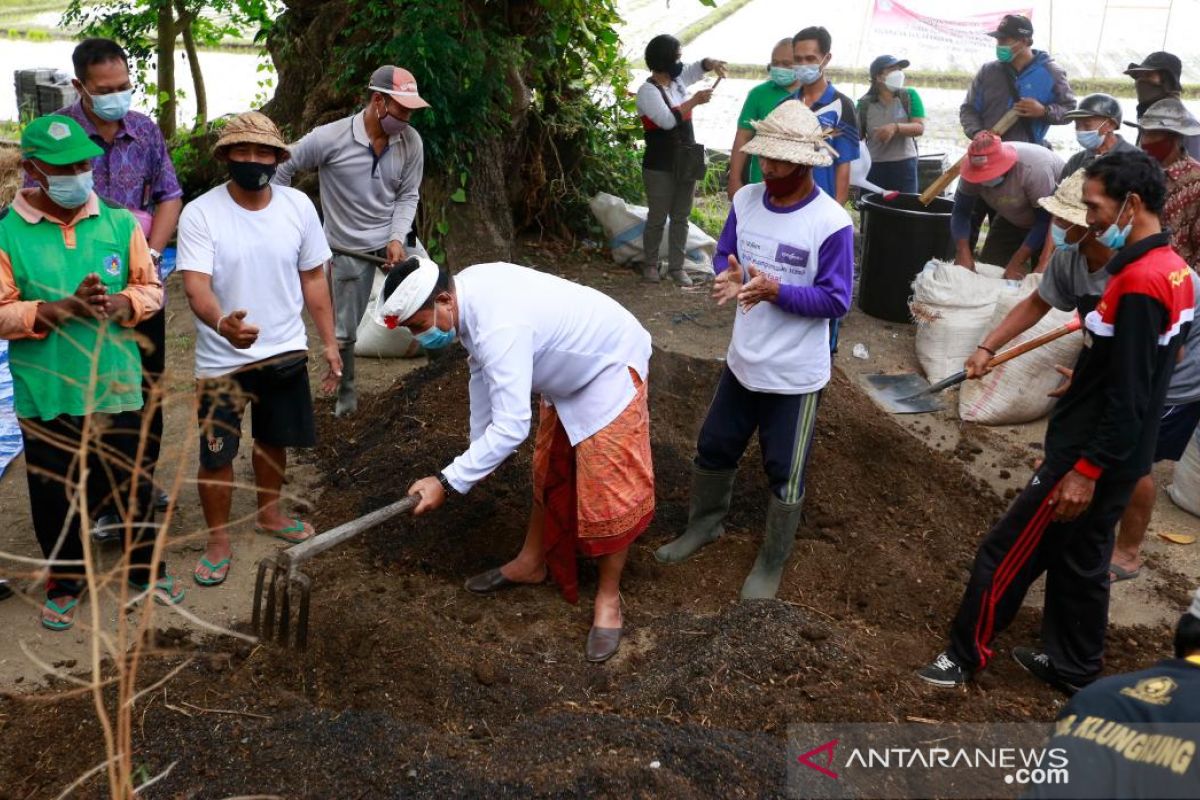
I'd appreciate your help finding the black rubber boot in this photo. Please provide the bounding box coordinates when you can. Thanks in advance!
[334,344,357,418]
[654,466,736,564]
[740,493,804,600]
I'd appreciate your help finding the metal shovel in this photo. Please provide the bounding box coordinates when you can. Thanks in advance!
[862,316,1082,414]
[252,494,418,650]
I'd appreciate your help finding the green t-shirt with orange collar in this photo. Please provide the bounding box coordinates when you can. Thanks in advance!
[0,195,146,420]
[737,80,795,183]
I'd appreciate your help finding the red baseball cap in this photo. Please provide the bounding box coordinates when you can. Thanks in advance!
[960,131,1018,184]
[368,65,430,110]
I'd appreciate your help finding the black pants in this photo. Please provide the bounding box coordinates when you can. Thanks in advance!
[695,367,821,503]
[947,460,1137,685]
[20,411,159,598]
[136,307,165,477]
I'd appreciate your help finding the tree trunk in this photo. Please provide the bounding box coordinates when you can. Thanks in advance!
[155,1,177,138]
[175,2,207,127]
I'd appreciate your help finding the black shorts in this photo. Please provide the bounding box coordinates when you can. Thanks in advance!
[197,354,316,470]
[1154,400,1200,462]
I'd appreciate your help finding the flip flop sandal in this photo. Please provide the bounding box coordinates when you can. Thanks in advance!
[42,596,79,631]
[129,574,186,606]
[1109,563,1141,583]
[193,556,232,587]
[255,517,314,544]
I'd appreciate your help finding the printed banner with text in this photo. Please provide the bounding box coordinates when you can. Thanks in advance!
[867,1,1035,70]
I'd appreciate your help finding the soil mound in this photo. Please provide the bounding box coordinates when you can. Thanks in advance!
[0,349,1176,798]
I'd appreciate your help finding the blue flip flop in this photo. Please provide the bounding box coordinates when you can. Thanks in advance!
[42,596,79,631]
[193,556,232,587]
[129,574,186,606]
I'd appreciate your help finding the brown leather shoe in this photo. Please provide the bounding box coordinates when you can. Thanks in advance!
[585,626,622,663]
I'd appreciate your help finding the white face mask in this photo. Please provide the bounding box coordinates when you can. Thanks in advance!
[883,70,905,91]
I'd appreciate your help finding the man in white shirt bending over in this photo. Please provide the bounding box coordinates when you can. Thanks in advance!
[380,258,654,663]
[177,112,340,588]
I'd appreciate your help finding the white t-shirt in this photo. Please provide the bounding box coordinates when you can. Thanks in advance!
[177,184,331,377]
[725,184,854,394]
[441,264,652,494]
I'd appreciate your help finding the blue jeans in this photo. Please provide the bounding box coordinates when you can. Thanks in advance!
[867,157,918,194]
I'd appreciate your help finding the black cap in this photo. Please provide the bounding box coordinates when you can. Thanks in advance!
[869,54,910,78]
[1064,93,1123,126]
[988,14,1033,39]
[1124,51,1182,81]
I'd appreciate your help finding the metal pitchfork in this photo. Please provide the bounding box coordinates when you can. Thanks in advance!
[252,495,418,650]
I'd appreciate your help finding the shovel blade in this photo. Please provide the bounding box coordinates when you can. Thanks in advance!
[861,372,943,414]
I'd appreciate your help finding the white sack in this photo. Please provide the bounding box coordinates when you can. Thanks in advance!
[355,270,419,358]
[1168,428,1200,518]
[910,260,1020,385]
[958,274,1083,425]
[588,192,716,276]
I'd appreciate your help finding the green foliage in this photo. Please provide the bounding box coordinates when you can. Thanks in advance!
[689,159,731,237]
[332,0,645,245]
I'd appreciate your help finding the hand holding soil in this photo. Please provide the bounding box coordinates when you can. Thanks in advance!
[712,255,743,306]
[737,265,779,311]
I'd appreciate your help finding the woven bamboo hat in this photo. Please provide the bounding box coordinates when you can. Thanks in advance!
[1037,169,1088,228]
[740,100,836,167]
[212,111,291,160]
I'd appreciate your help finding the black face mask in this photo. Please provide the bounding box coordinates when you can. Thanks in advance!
[228,160,276,191]
[668,61,684,79]
[1136,80,1170,106]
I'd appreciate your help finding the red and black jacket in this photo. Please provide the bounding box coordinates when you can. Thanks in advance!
[1046,232,1196,481]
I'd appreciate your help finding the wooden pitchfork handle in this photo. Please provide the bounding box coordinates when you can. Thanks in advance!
[918,108,1022,206]
[277,495,418,571]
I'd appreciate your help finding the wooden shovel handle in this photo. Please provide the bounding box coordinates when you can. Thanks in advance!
[918,108,1023,206]
[987,315,1083,369]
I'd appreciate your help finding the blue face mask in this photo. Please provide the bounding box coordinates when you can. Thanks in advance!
[36,165,94,209]
[1076,128,1104,151]
[794,64,822,86]
[415,304,456,350]
[768,66,795,87]
[1097,196,1133,250]
[1050,223,1077,252]
[87,88,133,121]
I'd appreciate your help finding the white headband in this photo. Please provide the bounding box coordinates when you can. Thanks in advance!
[373,257,439,329]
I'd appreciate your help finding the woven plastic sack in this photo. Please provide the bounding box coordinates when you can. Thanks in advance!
[588,192,716,277]
[1168,428,1200,518]
[958,274,1083,425]
[355,270,419,358]
[910,260,1019,384]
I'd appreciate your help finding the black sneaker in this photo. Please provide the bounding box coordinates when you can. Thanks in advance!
[0,579,12,601]
[91,514,123,544]
[1012,647,1085,696]
[154,490,170,512]
[916,651,970,687]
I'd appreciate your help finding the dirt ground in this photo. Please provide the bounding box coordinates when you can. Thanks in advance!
[1,239,1198,798]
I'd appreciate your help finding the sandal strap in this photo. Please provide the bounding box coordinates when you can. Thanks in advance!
[44,597,78,615]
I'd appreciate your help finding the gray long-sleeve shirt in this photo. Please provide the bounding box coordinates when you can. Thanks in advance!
[959,51,1076,144]
[273,111,423,252]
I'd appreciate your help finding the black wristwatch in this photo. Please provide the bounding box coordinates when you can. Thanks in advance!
[437,472,453,494]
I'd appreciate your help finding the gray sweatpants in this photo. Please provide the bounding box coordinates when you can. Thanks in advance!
[642,167,696,274]
[331,239,428,345]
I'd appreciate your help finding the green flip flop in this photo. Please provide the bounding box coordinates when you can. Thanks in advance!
[193,556,232,587]
[129,574,186,606]
[255,517,314,544]
[42,596,79,631]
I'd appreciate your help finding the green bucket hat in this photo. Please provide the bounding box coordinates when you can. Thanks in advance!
[20,115,103,166]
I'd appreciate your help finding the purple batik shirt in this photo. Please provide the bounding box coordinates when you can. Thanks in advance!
[25,103,182,282]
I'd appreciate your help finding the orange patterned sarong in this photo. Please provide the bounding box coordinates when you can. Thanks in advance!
[532,369,655,603]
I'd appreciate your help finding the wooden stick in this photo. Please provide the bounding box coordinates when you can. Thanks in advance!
[918,108,1023,206]
[986,315,1082,369]
[330,246,388,265]
[278,495,418,569]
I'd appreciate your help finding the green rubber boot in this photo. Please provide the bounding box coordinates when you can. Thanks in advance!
[740,493,804,600]
[334,345,357,418]
[654,466,736,564]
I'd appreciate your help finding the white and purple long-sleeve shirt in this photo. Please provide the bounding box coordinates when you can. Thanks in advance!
[715,183,854,394]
